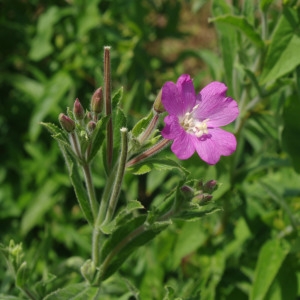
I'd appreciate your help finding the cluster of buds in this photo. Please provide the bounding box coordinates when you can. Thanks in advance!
[180,179,218,206]
[59,87,103,135]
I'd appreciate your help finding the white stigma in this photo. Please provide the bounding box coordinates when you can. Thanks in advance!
[180,105,209,138]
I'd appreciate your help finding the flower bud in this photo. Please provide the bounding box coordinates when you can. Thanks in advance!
[192,193,213,205]
[16,261,29,288]
[203,180,218,193]
[180,185,194,199]
[87,121,96,134]
[91,87,103,114]
[81,259,96,284]
[73,98,85,120]
[153,89,165,114]
[59,113,75,132]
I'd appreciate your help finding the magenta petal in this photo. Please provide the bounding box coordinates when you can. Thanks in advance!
[194,81,239,127]
[161,81,182,116]
[171,132,195,160]
[162,74,196,117]
[192,128,237,165]
[161,115,183,140]
[176,74,196,113]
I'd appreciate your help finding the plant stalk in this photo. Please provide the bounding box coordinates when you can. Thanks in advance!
[104,46,113,171]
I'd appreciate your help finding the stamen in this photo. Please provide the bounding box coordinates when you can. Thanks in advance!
[180,105,209,138]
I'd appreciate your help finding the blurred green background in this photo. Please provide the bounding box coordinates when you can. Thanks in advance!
[1,0,300,299]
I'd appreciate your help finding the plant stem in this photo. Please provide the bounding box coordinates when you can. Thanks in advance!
[94,223,147,284]
[103,128,128,225]
[70,132,82,160]
[126,138,171,168]
[104,46,113,172]
[92,128,128,266]
[82,163,98,221]
[93,204,176,285]
[137,112,160,145]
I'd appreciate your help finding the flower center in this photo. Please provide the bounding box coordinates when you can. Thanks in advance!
[180,105,209,138]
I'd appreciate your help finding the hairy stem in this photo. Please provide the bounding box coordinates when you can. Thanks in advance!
[104,46,113,171]
[82,163,98,221]
[92,128,128,266]
[126,138,171,168]
[103,128,128,224]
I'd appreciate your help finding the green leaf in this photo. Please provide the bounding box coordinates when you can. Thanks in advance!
[30,71,73,141]
[112,87,123,109]
[29,6,60,60]
[282,95,300,173]
[0,296,24,300]
[173,202,221,222]
[88,116,110,162]
[41,122,79,163]
[101,200,144,234]
[265,259,298,300]
[210,15,264,48]
[21,180,61,235]
[58,144,94,225]
[131,110,154,138]
[250,239,290,300]
[260,7,300,84]
[211,0,237,95]
[44,282,98,300]
[127,157,189,176]
[259,0,275,12]
[43,124,93,224]
[172,220,207,269]
[98,215,171,281]
[41,122,70,146]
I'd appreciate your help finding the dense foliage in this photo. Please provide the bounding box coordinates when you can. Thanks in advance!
[1,0,300,299]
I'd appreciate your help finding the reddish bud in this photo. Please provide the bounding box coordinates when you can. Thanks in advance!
[180,185,194,199]
[87,121,96,133]
[91,87,103,114]
[73,98,85,120]
[203,180,218,193]
[59,113,75,132]
[193,193,213,205]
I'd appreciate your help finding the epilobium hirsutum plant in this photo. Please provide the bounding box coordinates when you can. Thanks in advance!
[2,47,238,299]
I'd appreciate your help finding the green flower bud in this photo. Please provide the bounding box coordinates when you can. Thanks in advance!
[81,259,96,283]
[16,261,29,288]
[153,89,165,114]
[59,113,75,132]
[73,98,85,120]
[91,87,103,114]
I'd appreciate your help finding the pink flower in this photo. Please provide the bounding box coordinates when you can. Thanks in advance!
[161,74,239,165]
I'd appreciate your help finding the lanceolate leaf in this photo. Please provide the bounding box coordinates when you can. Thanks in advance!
[98,215,171,281]
[112,87,123,109]
[260,7,300,84]
[250,239,290,300]
[43,282,98,300]
[173,203,221,222]
[210,15,264,48]
[211,0,236,95]
[127,157,189,177]
[131,110,154,138]
[41,122,79,162]
[58,143,94,225]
